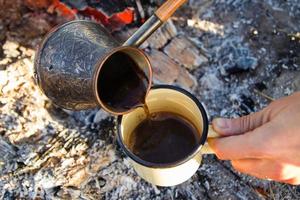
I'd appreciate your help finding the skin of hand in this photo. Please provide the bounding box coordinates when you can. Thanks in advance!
[209,92,300,185]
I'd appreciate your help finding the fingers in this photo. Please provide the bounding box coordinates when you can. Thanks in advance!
[212,109,268,136]
[232,159,300,184]
[209,122,274,160]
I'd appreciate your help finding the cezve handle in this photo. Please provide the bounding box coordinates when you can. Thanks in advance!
[123,0,188,47]
[155,0,187,22]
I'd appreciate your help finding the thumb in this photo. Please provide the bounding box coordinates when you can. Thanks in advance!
[212,110,268,136]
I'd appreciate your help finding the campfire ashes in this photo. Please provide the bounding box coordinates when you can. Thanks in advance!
[0,0,300,199]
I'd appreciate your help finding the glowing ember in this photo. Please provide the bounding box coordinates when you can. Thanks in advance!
[25,0,136,31]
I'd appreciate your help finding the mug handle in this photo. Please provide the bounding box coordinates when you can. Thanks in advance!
[201,125,220,154]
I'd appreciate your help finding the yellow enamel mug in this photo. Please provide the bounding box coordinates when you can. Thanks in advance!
[117,85,219,187]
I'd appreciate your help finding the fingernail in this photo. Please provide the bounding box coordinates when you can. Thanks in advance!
[214,118,229,129]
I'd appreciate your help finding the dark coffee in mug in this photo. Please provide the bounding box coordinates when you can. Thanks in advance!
[97,52,149,112]
[128,112,201,164]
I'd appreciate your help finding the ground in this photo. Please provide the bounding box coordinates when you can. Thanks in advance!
[0,0,300,199]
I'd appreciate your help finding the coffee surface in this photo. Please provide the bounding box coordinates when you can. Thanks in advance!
[97,52,149,112]
[128,112,201,164]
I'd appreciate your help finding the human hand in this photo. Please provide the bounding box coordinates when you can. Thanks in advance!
[209,92,300,185]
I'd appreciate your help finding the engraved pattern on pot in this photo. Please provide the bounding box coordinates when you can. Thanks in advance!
[36,21,119,110]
